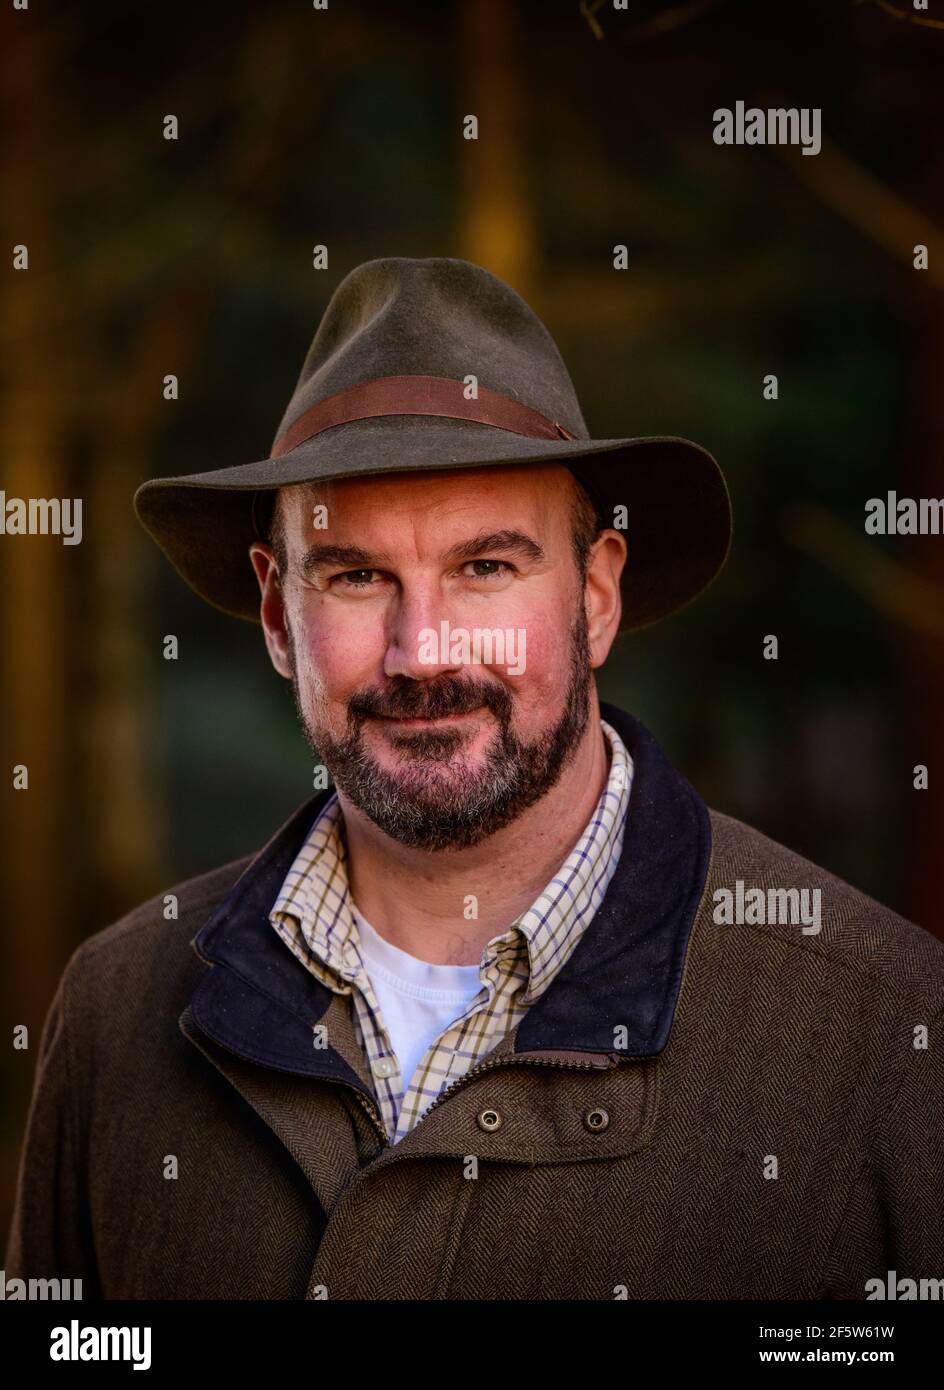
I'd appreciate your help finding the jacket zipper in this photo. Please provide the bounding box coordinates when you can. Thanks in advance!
[346,1051,621,1149]
[348,1085,392,1146]
[420,1050,625,1125]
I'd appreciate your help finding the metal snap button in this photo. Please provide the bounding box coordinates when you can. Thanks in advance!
[584,1106,610,1132]
[476,1107,502,1132]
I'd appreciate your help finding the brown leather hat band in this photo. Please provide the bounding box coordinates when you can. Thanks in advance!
[270,374,577,458]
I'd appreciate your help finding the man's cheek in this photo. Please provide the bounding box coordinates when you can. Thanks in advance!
[299,611,383,683]
[499,618,556,685]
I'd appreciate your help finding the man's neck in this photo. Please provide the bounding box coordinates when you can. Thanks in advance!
[338,702,612,966]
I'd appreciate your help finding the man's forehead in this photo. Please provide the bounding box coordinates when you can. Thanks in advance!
[278,464,575,534]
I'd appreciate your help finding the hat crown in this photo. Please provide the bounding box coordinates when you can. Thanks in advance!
[134,255,731,633]
[272,257,590,449]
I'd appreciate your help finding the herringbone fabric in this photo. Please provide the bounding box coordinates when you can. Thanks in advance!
[6,767,944,1298]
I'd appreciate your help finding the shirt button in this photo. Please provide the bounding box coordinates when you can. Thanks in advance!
[372,1057,398,1079]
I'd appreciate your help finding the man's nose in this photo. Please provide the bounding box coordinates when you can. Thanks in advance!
[383,582,461,681]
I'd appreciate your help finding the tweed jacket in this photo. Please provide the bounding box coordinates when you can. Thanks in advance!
[6,704,944,1300]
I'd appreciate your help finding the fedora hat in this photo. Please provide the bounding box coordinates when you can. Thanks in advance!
[134,256,731,633]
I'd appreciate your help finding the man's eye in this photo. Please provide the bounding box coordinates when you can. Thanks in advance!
[462,559,512,579]
[332,569,379,588]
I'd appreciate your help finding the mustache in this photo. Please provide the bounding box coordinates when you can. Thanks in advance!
[348,674,512,723]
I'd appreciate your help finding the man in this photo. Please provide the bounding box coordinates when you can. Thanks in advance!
[6,257,943,1300]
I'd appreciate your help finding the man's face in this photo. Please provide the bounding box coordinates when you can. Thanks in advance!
[251,464,622,851]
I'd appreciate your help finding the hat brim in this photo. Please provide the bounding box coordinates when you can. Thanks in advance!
[133,415,732,633]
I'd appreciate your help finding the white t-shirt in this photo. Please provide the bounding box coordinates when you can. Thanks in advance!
[350,903,484,1100]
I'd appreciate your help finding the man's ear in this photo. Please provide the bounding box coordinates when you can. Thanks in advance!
[249,543,293,679]
[584,529,627,668]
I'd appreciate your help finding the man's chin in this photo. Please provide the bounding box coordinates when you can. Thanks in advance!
[351,756,485,803]
[325,741,520,850]
[365,714,488,763]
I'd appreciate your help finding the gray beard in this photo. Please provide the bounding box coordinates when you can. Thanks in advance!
[288,609,593,851]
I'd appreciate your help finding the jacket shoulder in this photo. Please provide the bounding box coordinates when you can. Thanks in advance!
[706,807,944,992]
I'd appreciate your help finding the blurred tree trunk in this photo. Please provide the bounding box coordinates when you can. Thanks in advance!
[0,17,71,1044]
[458,0,536,297]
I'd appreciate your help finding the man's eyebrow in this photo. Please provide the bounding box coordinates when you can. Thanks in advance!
[298,530,545,576]
[442,529,545,564]
[299,543,389,576]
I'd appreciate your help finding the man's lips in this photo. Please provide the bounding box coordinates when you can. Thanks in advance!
[370,708,483,728]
